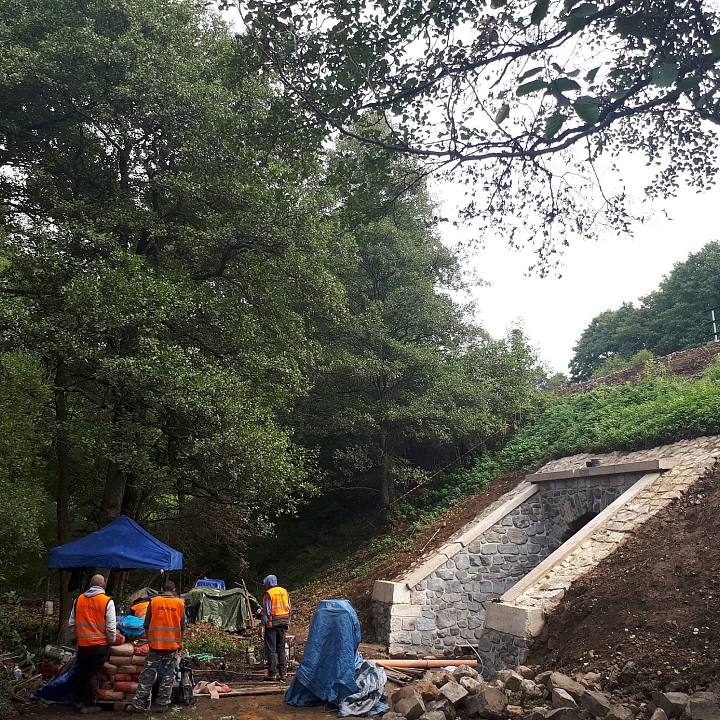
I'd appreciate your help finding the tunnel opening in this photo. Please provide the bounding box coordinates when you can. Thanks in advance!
[561,511,599,543]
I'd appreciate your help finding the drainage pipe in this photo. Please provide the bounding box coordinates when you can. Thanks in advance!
[371,659,478,668]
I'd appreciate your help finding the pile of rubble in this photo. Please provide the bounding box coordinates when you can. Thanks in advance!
[382,665,720,720]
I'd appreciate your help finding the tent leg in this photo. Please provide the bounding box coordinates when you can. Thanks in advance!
[38,571,50,653]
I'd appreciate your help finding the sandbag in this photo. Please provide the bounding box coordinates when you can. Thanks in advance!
[133,643,150,656]
[131,655,146,666]
[96,688,124,701]
[99,681,112,690]
[103,663,118,675]
[112,632,126,646]
[114,681,139,693]
[109,643,134,657]
[114,673,132,682]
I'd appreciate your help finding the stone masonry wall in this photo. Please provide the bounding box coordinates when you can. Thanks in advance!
[382,472,640,656]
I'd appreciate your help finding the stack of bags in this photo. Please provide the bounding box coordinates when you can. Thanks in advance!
[96,642,149,703]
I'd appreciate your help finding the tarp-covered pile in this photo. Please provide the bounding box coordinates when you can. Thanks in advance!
[285,599,388,717]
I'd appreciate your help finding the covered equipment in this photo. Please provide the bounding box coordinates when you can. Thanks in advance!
[48,515,183,570]
[183,586,258,632]
[285,599,388,716]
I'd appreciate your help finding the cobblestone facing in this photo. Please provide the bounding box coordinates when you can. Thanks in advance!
[374,436,720,659]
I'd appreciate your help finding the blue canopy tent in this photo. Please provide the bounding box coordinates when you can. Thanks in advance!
[48,515,183,570]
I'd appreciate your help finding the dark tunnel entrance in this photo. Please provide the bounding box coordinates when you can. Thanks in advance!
[561,511,599,543]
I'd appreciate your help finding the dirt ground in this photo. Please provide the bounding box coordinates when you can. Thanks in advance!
[529,462,720,695]
[21,694,339,720]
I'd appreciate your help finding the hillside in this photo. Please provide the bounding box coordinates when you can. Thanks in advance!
[288,352,720,641]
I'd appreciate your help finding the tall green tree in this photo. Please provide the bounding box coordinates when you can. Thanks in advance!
[0,0,338,610]
[242,0,720,260]
[296,127,543,507]
[570,241,720,380]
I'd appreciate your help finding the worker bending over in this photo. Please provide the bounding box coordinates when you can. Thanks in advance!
[68,574,116,714]
[261,575,291,681]
[127,580,185,713]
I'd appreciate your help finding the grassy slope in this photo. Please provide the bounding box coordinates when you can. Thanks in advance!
[281,364,720,637]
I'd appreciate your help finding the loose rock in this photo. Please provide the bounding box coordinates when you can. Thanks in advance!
[650,709,668,720]
[653,692,690,718]
[517,666,536,680]
[382,714,407,720]
[507,705,524,716]
[553,689,579,710]
[460,676,486,695]
[392,686,423,705]
[395,694,426,720]
[607,705,633,720]
[464,685,507,720]
[536,671,553,687]
[427,699,456,720]
[415,681,440,703]
[503,671,525,692]
[419,712,447,720]
[548,673,587,703]
[581,690,612,718]
[439,681,468,708]
[545,709,581,720]
[453,666,480,681]
[522,679,545,699]
[688,692,720,720]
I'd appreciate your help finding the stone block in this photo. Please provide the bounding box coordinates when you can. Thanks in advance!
[382,713,407,720]
[606,705,633,720]
[439,681,468,708]
[548,672,586,703]
[416,616,436,631]
[517,665,535,679]
[687,692,720,720]
[392,686,423,705]
[464,685,507,719]
[504,671,524,692]
[391,604,423,618]
[522,679,544,698]
[373,580,411,604]
[581,690,611,717]
[553,689,579,710]
[653,692,690,718]
[650,710,668,720]
[419,712,446,720]
[395,696,426,720]
[427,699,456,720]
[459,676,485,695]
[484,603,545,639]
[507,529,529,544]
[545,708,580,720]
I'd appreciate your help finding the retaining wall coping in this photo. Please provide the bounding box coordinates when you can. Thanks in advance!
[484,601,546,638]
[501,471,662,604]
[526,458,675,483]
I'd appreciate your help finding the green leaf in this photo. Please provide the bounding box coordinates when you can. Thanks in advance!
[565,2,597,32]
[651,62,678,88]
[495,103,511,124]
[711,32,720,56]
[615,14,643,37]
[519,66,544,82]
[574,96,601,123]
[677,76,700,93]
[491,0,507,8]
[531,0,550,25]
[544,113,566,140]
[584,66,601,83]
[549,77,581,93]
[563,0,581,11]
[516,78,547,96]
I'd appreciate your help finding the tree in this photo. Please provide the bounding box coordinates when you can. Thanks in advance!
[295,127,543,507]
[571,241,720,379]
[590,348,655,378]
[239,0,720,263]
[0,0,337,608]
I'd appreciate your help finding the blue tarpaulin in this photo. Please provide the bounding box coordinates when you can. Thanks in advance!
[194,578,226,590]
[48,515,183,570]
[285,599,387,716]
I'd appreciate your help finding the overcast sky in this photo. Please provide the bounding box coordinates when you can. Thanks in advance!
[432,175,720,375]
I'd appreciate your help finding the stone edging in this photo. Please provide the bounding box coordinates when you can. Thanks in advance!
[527,458,674,483]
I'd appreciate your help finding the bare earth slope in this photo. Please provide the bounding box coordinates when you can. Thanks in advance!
[529,462,720,694]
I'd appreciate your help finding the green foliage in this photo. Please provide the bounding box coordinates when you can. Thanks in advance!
[591,349,655,378]
[184,629,247,660]
[571,241,720,380]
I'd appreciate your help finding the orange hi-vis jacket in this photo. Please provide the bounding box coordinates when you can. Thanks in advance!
[131,599,149,620]
[147,595,185,651]
[264,586,291,628]
[74,593,111,647]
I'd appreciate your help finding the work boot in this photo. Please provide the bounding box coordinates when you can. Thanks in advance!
[125,704,148,713]
[264,673,278,682]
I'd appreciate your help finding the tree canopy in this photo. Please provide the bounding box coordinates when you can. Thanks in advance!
[240,0,720,263]
[570,241,720,380]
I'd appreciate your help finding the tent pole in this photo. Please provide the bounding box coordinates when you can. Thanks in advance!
[38,571,51,653]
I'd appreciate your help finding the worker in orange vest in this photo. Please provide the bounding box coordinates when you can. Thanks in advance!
[260,575,291,681]
[68,574,116,714]
[126,580,185,713]
[130,597,150,621]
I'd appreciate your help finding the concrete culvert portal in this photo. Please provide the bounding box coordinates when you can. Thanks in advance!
[370,447,705,671]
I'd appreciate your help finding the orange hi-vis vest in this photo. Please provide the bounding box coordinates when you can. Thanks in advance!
[74,593,111,647]
[132,600,149,620]
[265,586,290,628]
[147,595,185,651]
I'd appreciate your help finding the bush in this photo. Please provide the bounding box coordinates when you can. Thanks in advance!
[184,622,248,660]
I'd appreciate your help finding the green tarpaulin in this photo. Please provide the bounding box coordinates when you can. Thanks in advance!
[183,586,259,632]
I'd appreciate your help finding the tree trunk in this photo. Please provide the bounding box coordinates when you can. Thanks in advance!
[53,361,74,641]
[100,461,127,525]
[378,426,393,508]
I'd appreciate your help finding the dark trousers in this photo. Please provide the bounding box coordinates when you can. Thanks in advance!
[264,625,287,677]
[73,644,108,707]
[131,649,177,709]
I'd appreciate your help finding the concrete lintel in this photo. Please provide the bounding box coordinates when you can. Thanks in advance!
[401,483,539,588]
[372,580,410,604]
[502,471,662,603]
[526,458,675,483]
[484,602,545,638]
[389,603,422,618]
